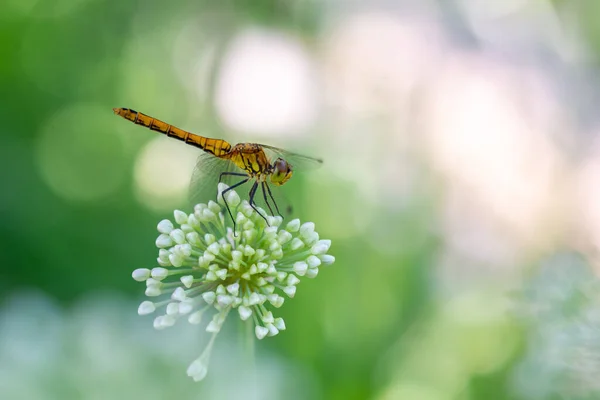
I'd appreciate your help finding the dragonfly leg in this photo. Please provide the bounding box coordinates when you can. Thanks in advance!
[261,182,275,216]
[218,171,249,204]
[264,181,283,218]
[222,178,249,236]
[248,181,269,226]
[219,171,248,183]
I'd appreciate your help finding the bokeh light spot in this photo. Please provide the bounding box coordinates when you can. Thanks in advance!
[35,103,128,202]
[134,136,198,212]
[215,28,317,137]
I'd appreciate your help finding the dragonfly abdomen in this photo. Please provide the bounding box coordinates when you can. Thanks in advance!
[113,107,232,156]
[186,135,232,157]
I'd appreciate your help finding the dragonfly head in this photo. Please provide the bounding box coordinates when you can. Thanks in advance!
[270,158,293,186]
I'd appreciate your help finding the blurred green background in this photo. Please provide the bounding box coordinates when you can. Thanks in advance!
[4,0,600,399]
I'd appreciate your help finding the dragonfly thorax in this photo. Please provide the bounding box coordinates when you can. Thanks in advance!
[270,157,293,186]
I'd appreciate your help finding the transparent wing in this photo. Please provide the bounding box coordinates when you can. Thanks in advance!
[258,144,322,218]
[259,144,323,171]
[259,180,294,217]
[188,152,246,206]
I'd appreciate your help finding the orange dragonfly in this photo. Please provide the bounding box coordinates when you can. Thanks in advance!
[113,107,322,229]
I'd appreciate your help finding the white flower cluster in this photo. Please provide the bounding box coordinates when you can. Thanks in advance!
[132,183,335,381]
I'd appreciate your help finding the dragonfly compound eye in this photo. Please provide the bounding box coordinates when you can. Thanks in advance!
[270,158,293,186]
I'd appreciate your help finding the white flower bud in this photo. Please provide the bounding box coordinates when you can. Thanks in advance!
[306,255,321,268]
[186,232,201,246]
[283,286,296,298]
[180,224,194,233]
[151,267,169,280]
[146,278,161,287]
[174,210,188,225]
[266,264,277,274]
[238,306,252,321]
[293,261,308,276]
[202,252,215,263]
[206,320,221,333]
[268,294,284,308]
[311,240,331,255]
[204,233,216,244]
[188,310,204,325]
[266,323,279,337]
[202,291,215,304]
[166,302,179,315]
[178,301,193,314]
[145,286,161,297]
[304,232,319,246]
[170,229,186,245]
[290,238,304,251]
[276,271,288,282]
[168,253,184,268]
[243,246,255,256]
[207,200,221,214]
[287,274,300,286]
[160,315,176,328]
[255,326,269,340]
[180,275,194,288]
[257,262,268,272]
[171,287,187,301]
[153,316,164,330]
[277,230,292,244]
[137,301,155,315]
[231,250,243,262]
[194,203,206,216]
[207,242,220,255]
[247,292,261,306]
[179,243,192,257]
[155,234,173,248]
[263,285,275,294]
[225,188,241,206]
[320,254,335,265]
[187,357,208,382]
[215,269,228,280]
[255,277,267,286]
[227,283,239,296]
[262,311,275,324]
[215,284,226,295]
[200,208,216,221]
[187,213,200,228]
[271,249,283,259]
[132,268,150,282]
[286,219,300,232]
[300,222,315,238]
[158,249,170,262]
[157,219,174,234]
[306,268,319,278]
[217,295,233,307]
[274,317,286,331]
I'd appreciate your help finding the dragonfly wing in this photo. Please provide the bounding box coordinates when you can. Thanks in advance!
[259,144,323,171]
[188,152,246,206]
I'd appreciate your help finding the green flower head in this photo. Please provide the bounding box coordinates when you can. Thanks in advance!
[132,183,335,381]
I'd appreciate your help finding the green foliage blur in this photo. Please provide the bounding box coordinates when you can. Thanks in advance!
[3,0,600,399]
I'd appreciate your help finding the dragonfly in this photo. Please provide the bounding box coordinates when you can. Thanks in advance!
[113,107,322,231]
